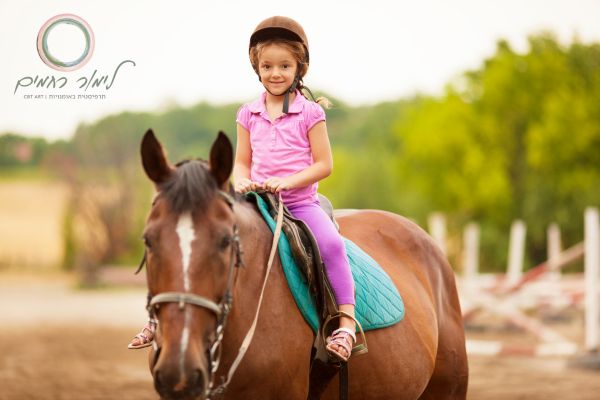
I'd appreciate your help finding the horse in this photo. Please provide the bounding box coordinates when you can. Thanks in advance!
[139,129,468,400]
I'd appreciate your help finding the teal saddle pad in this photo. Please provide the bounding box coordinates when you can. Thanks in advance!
[248,192,405,333]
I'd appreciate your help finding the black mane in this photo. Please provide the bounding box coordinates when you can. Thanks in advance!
[159,159,217,214]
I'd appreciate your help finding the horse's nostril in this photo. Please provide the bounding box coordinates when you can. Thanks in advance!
[190,369,206,396]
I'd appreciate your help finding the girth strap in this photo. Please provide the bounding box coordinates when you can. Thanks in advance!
[339,363,349,400]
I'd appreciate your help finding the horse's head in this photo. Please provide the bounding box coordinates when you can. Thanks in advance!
[140,129,239,399]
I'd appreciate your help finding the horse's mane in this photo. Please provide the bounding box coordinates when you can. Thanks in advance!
[159,159,217,214]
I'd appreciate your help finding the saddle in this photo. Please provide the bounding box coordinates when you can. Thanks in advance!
[246,191,364,399]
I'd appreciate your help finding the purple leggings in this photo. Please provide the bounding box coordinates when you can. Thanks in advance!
[287,200,355,306]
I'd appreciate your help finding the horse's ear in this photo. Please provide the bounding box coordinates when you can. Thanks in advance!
[141,129,173,186]
[209,131,234,190]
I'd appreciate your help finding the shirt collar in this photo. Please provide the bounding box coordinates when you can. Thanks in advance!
[247,90,305,114]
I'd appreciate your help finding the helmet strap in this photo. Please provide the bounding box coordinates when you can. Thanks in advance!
[282,74,300,113]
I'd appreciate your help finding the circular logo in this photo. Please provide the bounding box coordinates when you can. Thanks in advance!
[37,14,95,72]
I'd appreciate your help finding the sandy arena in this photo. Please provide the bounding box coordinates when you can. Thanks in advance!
[1,273,599,400]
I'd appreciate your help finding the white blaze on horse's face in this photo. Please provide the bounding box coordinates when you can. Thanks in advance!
[176,212,196,292]
[176,211,195,380]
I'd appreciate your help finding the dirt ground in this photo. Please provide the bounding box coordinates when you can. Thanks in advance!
[1,273,599,400]
[0,326,156,400]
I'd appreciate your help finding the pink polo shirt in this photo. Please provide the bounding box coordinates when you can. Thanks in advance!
[236,90,326,206]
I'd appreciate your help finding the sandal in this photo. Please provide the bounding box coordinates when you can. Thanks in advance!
[127,319,157,350]
[326,327,356,362]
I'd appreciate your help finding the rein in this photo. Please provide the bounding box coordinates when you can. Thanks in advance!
[138,190,284,399]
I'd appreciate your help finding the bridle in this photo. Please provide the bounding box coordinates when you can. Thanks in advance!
[136,189,283,399]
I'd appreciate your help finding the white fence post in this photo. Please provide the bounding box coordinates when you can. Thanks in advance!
[507,220,526,286]
[463,223,480,287]
[428,212,447,255]
[584,207,599,352]
[548,223,562,280]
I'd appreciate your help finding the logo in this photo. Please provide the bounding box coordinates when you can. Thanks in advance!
[14,13,135,99]
[37,14,95,71]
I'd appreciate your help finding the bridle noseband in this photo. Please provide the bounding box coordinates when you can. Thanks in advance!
[137,190,243,398]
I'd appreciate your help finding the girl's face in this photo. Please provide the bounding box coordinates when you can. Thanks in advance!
[258,44,298,96]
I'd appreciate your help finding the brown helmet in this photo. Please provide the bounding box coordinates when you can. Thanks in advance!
[249,16,309,65]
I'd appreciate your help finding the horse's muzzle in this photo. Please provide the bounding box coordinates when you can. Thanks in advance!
[153,347,209,400]
[154,367,207,400]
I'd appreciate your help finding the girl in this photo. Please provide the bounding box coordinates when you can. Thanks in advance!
[233,16,357,362]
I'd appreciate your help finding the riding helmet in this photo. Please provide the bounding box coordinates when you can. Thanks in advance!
[249,16,309,71]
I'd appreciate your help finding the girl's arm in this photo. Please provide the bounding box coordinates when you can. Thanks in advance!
[264,121,333,192]
[232,124,260,192]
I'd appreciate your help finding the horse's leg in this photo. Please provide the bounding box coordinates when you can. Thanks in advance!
[417,312,469,399]
[418,251,469,399]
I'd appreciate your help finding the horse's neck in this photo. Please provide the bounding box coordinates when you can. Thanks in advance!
[213,203,277,364]
[214,201,314,393]
[227,201,285,329]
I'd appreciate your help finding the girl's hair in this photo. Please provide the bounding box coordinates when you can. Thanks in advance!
[250,39,332,109]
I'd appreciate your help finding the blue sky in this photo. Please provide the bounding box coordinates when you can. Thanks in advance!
[1,0,599,139]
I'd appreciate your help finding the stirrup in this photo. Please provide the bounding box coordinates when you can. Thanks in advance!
[321,310,368,362]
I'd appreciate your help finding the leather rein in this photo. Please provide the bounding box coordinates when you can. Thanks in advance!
[136,190,284,399]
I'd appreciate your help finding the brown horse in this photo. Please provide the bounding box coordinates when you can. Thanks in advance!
[139,129,468,400]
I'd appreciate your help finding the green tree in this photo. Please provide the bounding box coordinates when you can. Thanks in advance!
[392,33,600,270]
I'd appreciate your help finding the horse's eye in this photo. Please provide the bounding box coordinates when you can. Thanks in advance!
[219,235,231,250]
[143,235,152,249]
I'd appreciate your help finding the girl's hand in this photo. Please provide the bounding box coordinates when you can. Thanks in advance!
[234,178,261,194]
[263,176,294,193]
